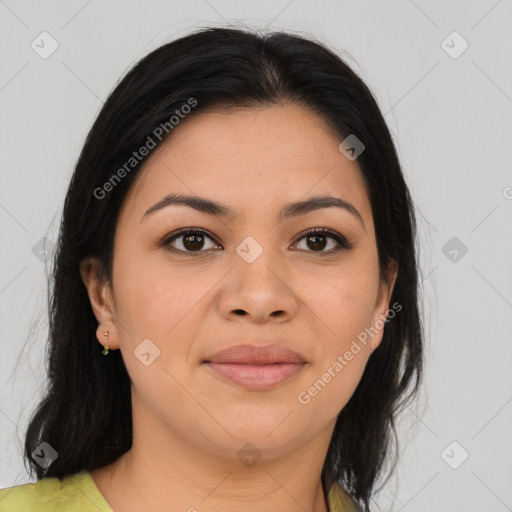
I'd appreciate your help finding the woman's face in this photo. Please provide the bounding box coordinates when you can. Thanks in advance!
[84,103,397,461]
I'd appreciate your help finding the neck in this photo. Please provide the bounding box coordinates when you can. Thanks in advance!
[91,403,336,512]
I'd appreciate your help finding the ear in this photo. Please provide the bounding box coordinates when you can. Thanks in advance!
[369,258,399,353]
[80,257,120,349]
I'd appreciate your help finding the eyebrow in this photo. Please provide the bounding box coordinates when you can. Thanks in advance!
[141,193,365,229]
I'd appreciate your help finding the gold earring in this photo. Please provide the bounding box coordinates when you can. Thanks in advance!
[102,330,110,355]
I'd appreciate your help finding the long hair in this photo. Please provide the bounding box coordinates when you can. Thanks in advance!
[22,26,424,511]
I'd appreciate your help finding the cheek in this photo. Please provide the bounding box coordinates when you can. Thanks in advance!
[308,267,378,347]
[111,261,199,402]
[112,249,214,376]
[112,242,192,335]
[298,284,374,415]
[297,267,377,410]
[299,358,367,415]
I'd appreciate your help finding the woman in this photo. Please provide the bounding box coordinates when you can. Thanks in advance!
[0,26,423,512]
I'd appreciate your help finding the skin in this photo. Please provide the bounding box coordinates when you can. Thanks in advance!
[81,103,398,512]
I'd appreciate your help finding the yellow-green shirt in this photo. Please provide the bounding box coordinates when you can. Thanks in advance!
[0,471,361,511]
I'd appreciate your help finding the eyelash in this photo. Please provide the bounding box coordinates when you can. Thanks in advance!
[161,227,353,256]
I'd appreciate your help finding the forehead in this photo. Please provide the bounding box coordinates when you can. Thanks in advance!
[120,103,373,228]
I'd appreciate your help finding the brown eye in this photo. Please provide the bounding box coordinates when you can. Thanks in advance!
[293,228,353,254]
[163,228,220,254]
[303,233,329,251]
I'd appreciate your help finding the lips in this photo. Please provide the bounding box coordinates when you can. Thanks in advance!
[204,344,306,365]
[203,344,306,391]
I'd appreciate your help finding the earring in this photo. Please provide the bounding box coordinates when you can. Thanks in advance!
[102,330,110,355]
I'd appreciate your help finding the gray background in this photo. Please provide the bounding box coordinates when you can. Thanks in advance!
[1,1,511,511]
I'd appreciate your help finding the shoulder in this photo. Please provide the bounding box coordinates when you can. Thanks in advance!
[0,471,112,512]
[328,481,364,512]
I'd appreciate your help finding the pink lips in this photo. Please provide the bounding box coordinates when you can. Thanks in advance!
[203,344,306,391]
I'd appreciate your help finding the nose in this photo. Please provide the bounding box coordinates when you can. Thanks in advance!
[217,254,299,324]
